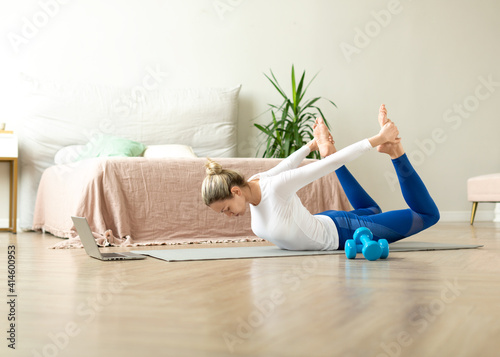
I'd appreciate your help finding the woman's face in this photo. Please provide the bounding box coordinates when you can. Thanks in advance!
[209,189,247,217]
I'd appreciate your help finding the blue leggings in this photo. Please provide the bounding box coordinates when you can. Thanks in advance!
[316,154,440,249]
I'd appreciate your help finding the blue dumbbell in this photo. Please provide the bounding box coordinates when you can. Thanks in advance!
[345,227,389,261]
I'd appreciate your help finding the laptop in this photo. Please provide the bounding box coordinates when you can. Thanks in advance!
[71,216,146,261]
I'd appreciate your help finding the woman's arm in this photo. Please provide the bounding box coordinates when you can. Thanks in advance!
[273,139,373,198]
[259,140,318,178]
[273,123,399,198]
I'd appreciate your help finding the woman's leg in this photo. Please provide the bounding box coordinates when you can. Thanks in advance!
[319,151,440,249]
[316,105,439,248]
[335,165,381,216]
[313,117,381,216]
[370,105,440,237]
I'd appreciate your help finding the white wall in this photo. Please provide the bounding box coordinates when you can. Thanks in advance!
[1,0,500,225]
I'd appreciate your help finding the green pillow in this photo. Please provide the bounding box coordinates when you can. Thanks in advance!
[77,135,146,161]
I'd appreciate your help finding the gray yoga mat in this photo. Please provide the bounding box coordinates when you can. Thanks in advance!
[131,241,482,262]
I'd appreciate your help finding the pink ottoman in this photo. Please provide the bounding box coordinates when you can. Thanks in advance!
[467,173,500,224]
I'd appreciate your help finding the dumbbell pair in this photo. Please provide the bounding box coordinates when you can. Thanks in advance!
[345,227,389,261]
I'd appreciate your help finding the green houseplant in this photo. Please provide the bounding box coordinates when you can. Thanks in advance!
[255,65,337,159]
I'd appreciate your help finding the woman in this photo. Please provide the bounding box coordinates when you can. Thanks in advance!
[201,105,439,251]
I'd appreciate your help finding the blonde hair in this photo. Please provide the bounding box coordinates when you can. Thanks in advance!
[201,158,247,206]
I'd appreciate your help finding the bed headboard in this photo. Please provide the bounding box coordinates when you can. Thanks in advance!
[18,73,241,230]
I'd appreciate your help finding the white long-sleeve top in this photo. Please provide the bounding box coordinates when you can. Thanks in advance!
[248,139,373,250]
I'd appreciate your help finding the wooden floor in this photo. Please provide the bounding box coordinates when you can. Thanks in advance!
[1,222,500,357]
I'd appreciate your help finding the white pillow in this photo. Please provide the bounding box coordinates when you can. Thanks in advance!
[54,145,86,165]
[143,145,197,158]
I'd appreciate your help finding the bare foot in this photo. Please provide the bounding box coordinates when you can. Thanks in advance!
[378,104,389,127]
[313,117,336,157]
[377,141,405,159]
[377,104,405,159]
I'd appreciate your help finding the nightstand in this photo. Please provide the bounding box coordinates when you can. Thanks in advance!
[0,134,18,233]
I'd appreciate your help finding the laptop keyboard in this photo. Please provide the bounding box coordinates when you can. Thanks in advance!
[104,253,126,258]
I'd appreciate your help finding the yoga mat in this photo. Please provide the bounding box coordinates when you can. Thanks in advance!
[131,241,482,262]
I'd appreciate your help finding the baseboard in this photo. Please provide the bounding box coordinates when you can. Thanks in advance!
[0,218,21,230]
[439,210,494,222]
[0,218,9,228]
[494,203,500,223]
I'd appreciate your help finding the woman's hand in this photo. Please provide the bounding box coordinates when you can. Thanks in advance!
[369,121,401,148]
[307,139,319,153]
[379,121,400,143]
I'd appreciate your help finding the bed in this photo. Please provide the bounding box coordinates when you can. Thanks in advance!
[19,73,350,246]
[33,156,350,246]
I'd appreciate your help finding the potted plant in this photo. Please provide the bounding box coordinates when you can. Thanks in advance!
[254,65,337,159]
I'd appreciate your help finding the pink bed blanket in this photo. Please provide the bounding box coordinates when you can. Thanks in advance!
[33,157,350,248]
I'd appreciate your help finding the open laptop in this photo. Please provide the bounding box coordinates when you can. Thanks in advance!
[71,216,146,261]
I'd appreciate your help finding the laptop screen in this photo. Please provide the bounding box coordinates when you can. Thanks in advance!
[71,216,103,259]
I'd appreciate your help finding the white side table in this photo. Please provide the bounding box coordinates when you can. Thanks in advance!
[0,134,18,233]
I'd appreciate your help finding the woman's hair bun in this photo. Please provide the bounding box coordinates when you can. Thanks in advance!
[205,158,223,176]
